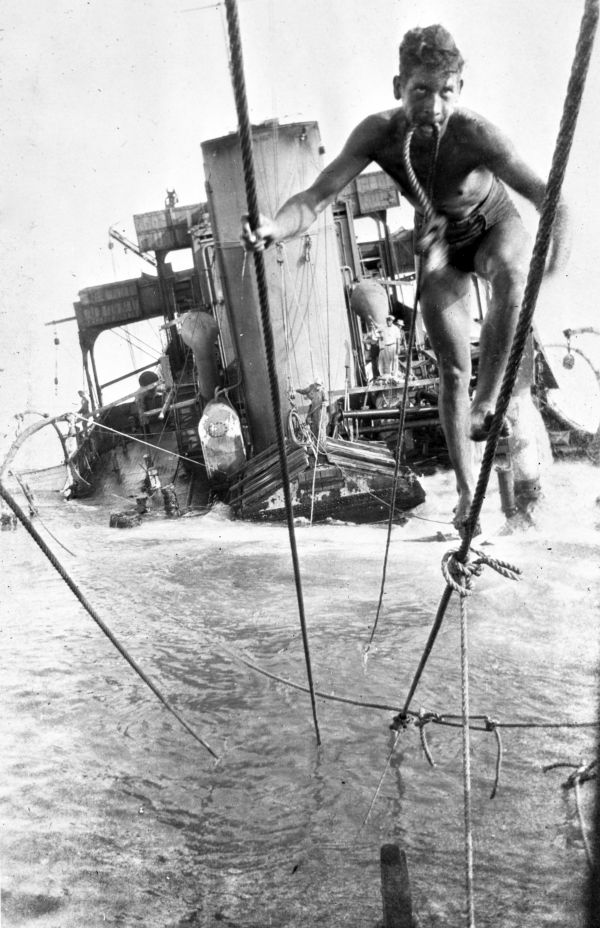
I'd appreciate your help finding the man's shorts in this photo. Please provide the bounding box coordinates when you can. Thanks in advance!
[415,177,522,274]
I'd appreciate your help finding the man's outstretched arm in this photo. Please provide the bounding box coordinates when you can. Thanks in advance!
[241,117,380,250]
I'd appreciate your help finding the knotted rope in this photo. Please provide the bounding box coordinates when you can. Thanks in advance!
[545,760,597,869]
[224,0,321,744]
[442,547,522,596]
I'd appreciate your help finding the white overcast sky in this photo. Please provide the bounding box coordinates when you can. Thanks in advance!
[1,0,599,429]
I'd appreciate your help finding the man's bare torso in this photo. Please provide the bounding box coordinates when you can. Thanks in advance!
[363,107,497,219]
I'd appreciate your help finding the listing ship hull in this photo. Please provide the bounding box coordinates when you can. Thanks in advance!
[228,438,425,523]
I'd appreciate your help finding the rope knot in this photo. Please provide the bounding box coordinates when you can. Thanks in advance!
[414,708,442,728]
[415,708,441,767]
[442,547,522,595]
[563,761,597,790]
[441,550,482,595]
[389,711,411,732]
[470,548,522,582]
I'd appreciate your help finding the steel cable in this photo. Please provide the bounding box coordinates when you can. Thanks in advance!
[224,0,321,744]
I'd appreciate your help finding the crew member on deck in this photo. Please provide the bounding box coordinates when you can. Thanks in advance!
[377,316,404,377]
[76,390,92,435]
[363,321,381,380]
[297,378,326,440]
[135,370,165,432]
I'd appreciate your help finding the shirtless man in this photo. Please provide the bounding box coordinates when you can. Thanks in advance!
[241,24,570,530]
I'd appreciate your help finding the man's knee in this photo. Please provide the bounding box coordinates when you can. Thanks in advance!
[488,260,528,304]
[421,267,471,307]
[439,360,471,394]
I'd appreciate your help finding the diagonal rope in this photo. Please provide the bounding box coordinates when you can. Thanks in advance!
[458,0,599,557]
[224,0,321,744]
[398,0,599,721]
[0,481,219,760]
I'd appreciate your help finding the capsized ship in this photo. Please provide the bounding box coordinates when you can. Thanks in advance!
[6,120,593,525]
[54,119,447,522]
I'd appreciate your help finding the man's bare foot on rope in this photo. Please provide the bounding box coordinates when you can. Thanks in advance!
[470,406,512,442]
[453,492,482,539]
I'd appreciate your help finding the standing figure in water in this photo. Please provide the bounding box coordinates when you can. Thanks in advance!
[241,24,570,532]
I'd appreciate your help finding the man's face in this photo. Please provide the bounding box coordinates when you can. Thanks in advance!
[394,65,462,138]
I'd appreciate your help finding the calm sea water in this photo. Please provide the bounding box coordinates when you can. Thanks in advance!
[1,462,598,928]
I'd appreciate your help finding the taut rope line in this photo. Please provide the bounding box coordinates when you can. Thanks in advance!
[72,415,206,467]
[220,640,596,730]
[459,0,599,557]
[0,480,219,760]
[460,594,475,928]
[398,0,599,722]
[224,0,321,744]
[369,4,599,919]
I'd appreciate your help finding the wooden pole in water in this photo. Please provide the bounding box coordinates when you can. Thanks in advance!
[380,844,413,928]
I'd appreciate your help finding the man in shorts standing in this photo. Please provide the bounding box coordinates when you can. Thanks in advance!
[242,24,570,530]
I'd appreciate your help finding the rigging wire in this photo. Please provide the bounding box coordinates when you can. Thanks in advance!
[74,414,207,470]
[107,322,163,361]
[302,237,325,380]
[305,223,333,389]
[323,212,332,397]
[224,0,321,745]
[219,640,596,731]
[124,326,137,369]
[276,245,295,395]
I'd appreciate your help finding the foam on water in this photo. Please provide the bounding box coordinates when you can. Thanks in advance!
[1,460,598,927]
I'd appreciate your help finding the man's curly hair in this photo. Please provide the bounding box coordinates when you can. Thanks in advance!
[399,25,464,79]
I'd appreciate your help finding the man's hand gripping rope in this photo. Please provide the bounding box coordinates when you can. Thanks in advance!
[415,211,449,273]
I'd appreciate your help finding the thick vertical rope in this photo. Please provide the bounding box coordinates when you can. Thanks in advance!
[365,125,440,653]
[458,0,599,557]
[224,0,321,744]
[403,125,439,222]
[460,595,476,928]
[399,0,599,719]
